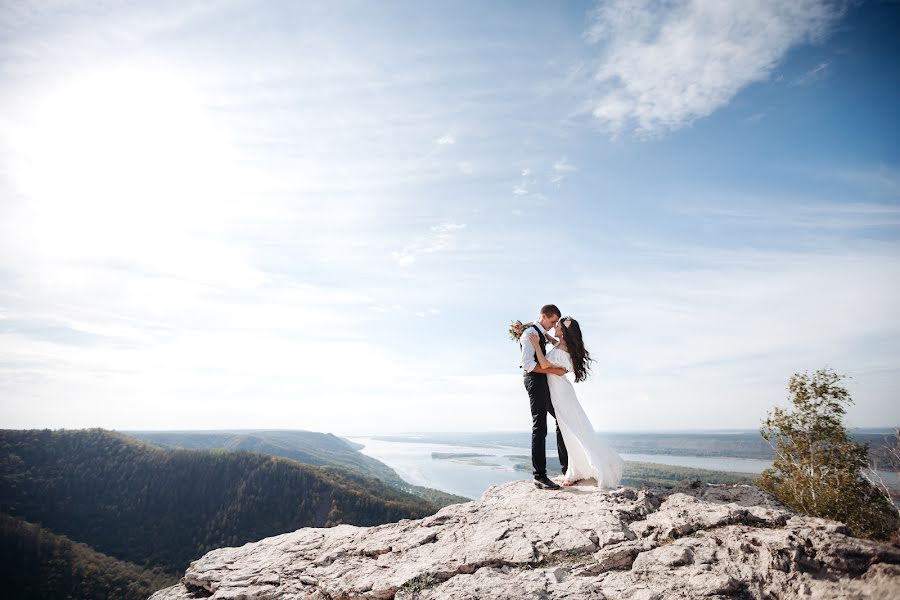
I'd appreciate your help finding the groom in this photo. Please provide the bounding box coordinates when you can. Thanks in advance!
[521,304,569,490]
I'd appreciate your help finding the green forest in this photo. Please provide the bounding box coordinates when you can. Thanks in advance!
[1,511,177,600]
[125,429,467,507]
[0,428,454,598]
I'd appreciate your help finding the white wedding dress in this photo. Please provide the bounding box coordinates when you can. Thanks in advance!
[545,346,624,488]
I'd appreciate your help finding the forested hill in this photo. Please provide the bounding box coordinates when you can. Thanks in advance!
[0,428,446,575]
[0,511,177,600]
[124,429,398,481]
[124,429,468,506]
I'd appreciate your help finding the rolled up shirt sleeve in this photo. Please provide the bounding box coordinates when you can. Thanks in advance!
[521,329,538,372]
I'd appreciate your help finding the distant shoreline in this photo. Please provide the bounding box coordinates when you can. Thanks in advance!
[358,433,900,477]
[346,427,898,436]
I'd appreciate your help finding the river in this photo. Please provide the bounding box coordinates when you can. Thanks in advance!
[351,435,900,500]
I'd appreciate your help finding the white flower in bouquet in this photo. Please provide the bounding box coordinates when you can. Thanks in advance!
[508,320,525,342]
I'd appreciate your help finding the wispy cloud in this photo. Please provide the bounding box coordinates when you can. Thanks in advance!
[435,133,456,145]
[744,112,767,123]
[422,132,457,159]
[677,201,900,230]
[550,157,576,183]
[391,222,467,267]
[585,0,839,136]
[792,61,830,85]
[825,165,900,199]
[570,239,900,430]
[512,167,535,196]
[513,159,575,196]
[577,246,900,373]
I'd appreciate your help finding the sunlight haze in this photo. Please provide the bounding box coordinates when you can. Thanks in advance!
[1,0,898,434]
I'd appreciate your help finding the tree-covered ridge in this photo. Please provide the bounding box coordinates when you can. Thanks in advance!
[0,511,177,600]
[125,429,468,506]
[125,429,399,481]
[0,428,446,574]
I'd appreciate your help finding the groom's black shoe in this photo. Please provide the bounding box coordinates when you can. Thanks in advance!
[534,475,560,490]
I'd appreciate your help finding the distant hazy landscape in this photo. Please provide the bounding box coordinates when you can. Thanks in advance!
[368,429,898,460]
[351,429,900,500]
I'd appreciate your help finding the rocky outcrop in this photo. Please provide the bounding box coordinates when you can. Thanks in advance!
[149,479,899,600]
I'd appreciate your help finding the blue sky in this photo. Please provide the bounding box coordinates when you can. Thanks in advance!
[1,0,898,434]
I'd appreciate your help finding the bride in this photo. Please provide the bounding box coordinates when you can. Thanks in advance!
[527,317,624,488]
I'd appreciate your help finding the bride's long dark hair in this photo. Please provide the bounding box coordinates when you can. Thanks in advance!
[559,317,593,383]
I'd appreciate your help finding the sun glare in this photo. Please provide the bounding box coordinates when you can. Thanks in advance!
[8,63,239,271]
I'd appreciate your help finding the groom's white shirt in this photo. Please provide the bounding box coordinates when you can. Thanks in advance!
[520,321,547,373]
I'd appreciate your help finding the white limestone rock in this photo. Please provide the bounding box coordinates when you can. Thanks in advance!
[149,478,900,600]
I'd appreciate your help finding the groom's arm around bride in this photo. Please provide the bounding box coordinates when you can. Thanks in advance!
[520,331,565,377]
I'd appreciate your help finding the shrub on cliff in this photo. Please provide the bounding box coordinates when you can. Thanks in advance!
[755,367,899,541]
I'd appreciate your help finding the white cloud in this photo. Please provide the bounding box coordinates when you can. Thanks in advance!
[585,0,839,136]
[435,132,456,145]
[513,166,544,195]
[745,112,766,123]
[570,242,900,430]
[551,157,576,183]
[792,61,830,85]
[392,222,467,267]
[579,250,900,371]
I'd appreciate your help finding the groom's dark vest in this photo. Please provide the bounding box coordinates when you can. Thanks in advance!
[521,325,548,374]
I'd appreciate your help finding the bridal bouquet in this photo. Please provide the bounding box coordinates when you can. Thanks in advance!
[508,320,525,342]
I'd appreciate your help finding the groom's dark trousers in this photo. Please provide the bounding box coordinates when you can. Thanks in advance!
[525,371,568,478]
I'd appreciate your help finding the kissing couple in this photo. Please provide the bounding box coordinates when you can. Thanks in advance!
[519,304,624,491]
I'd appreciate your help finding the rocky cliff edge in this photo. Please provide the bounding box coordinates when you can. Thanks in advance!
[149,478,899,599]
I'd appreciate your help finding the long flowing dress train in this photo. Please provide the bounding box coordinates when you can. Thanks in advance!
[545,347,624,488]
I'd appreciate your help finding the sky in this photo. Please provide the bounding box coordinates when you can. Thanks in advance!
[1,0,898,435]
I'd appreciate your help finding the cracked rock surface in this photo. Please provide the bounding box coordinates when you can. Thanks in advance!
[149,479,900,600]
